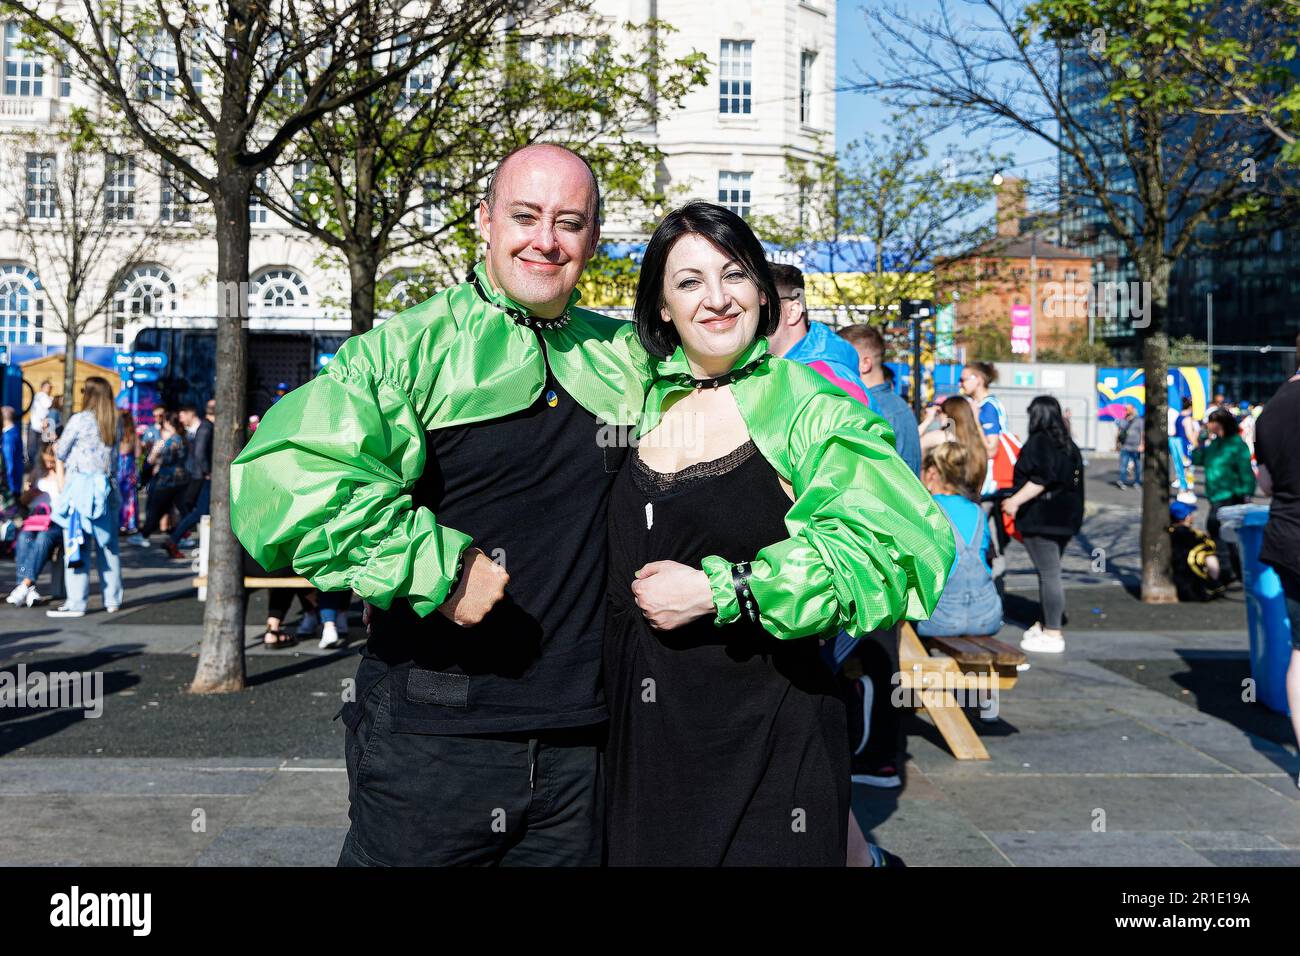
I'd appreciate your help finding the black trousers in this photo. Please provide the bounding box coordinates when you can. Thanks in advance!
[179,477,205,514]
[848,626,902,766]
[140,482,188,537]
[337,676,604,867]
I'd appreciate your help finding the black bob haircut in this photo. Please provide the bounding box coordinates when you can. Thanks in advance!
[1026,395,1073,448]
[633,201,780,359]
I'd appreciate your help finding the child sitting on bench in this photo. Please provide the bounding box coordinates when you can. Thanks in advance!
[917,442,1004,638]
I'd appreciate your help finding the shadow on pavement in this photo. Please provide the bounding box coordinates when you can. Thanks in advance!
[1095,652,1297,774]
[246,646,361,688]
[0,648,146,756]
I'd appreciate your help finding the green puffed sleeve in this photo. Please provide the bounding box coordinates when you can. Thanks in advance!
[703,377,956,641]
[230,312,472,618]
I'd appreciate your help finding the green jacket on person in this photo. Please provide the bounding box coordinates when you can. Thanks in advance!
[1190,434,1256,502]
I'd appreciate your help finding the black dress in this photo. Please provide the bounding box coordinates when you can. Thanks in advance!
[604,439,849,866]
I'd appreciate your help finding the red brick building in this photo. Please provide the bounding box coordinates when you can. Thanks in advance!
[937,178,1093,356]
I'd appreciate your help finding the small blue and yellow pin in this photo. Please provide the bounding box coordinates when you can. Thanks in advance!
[545,389,559,408]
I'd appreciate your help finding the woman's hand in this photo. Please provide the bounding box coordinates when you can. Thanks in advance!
[631,560,715,631]
[1002,480,1045,521]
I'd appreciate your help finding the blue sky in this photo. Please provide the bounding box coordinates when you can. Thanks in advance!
[836,0,1057,192]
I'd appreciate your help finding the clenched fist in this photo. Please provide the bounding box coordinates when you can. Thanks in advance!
[437,547,509,627]
[630,560,715,631]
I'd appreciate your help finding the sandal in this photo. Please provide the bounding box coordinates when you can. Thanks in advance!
[262,628,295,648]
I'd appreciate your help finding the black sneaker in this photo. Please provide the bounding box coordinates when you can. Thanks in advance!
[852,757,901,789]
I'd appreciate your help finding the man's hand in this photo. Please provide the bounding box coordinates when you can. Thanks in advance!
[437,547,509,627]
[631,560,715,631]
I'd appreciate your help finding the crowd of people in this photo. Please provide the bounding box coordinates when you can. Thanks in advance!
[1115,388,1270,601]
[0,381,216,616]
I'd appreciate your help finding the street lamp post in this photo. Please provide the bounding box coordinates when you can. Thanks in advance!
[1029,232,1037,364]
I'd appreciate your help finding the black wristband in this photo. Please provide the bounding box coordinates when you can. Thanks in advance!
[732,561,759,624]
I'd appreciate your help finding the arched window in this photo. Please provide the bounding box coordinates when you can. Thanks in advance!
[113,265,176,346]
[250,268,310,314]
[0,264,43,344]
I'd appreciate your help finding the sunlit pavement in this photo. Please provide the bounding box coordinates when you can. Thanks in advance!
[2,461,1296,865]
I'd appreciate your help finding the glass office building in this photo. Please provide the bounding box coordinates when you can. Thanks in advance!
[1059,41,1300,402]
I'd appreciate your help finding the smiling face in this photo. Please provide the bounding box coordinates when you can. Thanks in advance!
[659,233,765,377]
[477,145,600,318]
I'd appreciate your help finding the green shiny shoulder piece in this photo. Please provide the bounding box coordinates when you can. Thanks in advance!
[546,307,652,426]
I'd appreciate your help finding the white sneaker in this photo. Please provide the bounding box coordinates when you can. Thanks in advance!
[105,605,119,614]
[318,621,344,649]
[296,611,319,636]
[6,582,30,606]
[46,606,85,619]
[125,533,146,547]
[24,589,42,608]
[1021,629,1065,653]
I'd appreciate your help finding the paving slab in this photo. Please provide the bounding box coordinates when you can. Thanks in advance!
[936,774,1300,838]
[912,698,1231,777]
[985,831,1213,867]
[0,793,246,865]
[0,758,277,795]
[229,768,350,829]
[1194,849,1300,867]
[194,825,348,867]
[1171,830,1289,850]
[854,788,1010,867]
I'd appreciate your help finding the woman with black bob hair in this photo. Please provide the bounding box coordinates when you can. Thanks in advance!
[1001,395,1085,655]
[602,201,955,865]
[632,200,781,358]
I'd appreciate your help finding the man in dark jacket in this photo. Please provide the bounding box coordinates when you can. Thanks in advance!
[165,404,212,559]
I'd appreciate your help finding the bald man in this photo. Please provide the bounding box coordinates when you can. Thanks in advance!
[232,144,651,866]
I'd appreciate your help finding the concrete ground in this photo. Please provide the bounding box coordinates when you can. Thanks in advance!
[1,462,1297,866]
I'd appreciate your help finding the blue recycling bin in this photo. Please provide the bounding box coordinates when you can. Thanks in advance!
[1237,509,1293,714]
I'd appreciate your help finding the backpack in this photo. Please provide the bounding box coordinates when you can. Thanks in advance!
[991,430,1024,491]
[979,395,1023,494]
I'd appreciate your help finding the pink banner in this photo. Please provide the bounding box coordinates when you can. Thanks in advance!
[1011,304,1032,355]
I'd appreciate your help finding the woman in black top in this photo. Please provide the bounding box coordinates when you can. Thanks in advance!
[604,207,845,866]
[1001,397,1084,654]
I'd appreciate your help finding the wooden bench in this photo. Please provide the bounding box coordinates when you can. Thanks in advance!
[922,634,1027,690]
[191,516,310,600]
[895,622,1025,761]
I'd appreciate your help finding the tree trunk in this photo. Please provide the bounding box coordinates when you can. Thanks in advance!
[190,181,251,694]
[1139,261,1177,604]
[62,328,77,414]
[348,251,378,337]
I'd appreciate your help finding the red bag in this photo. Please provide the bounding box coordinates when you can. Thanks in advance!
[1001,506,1023,544]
